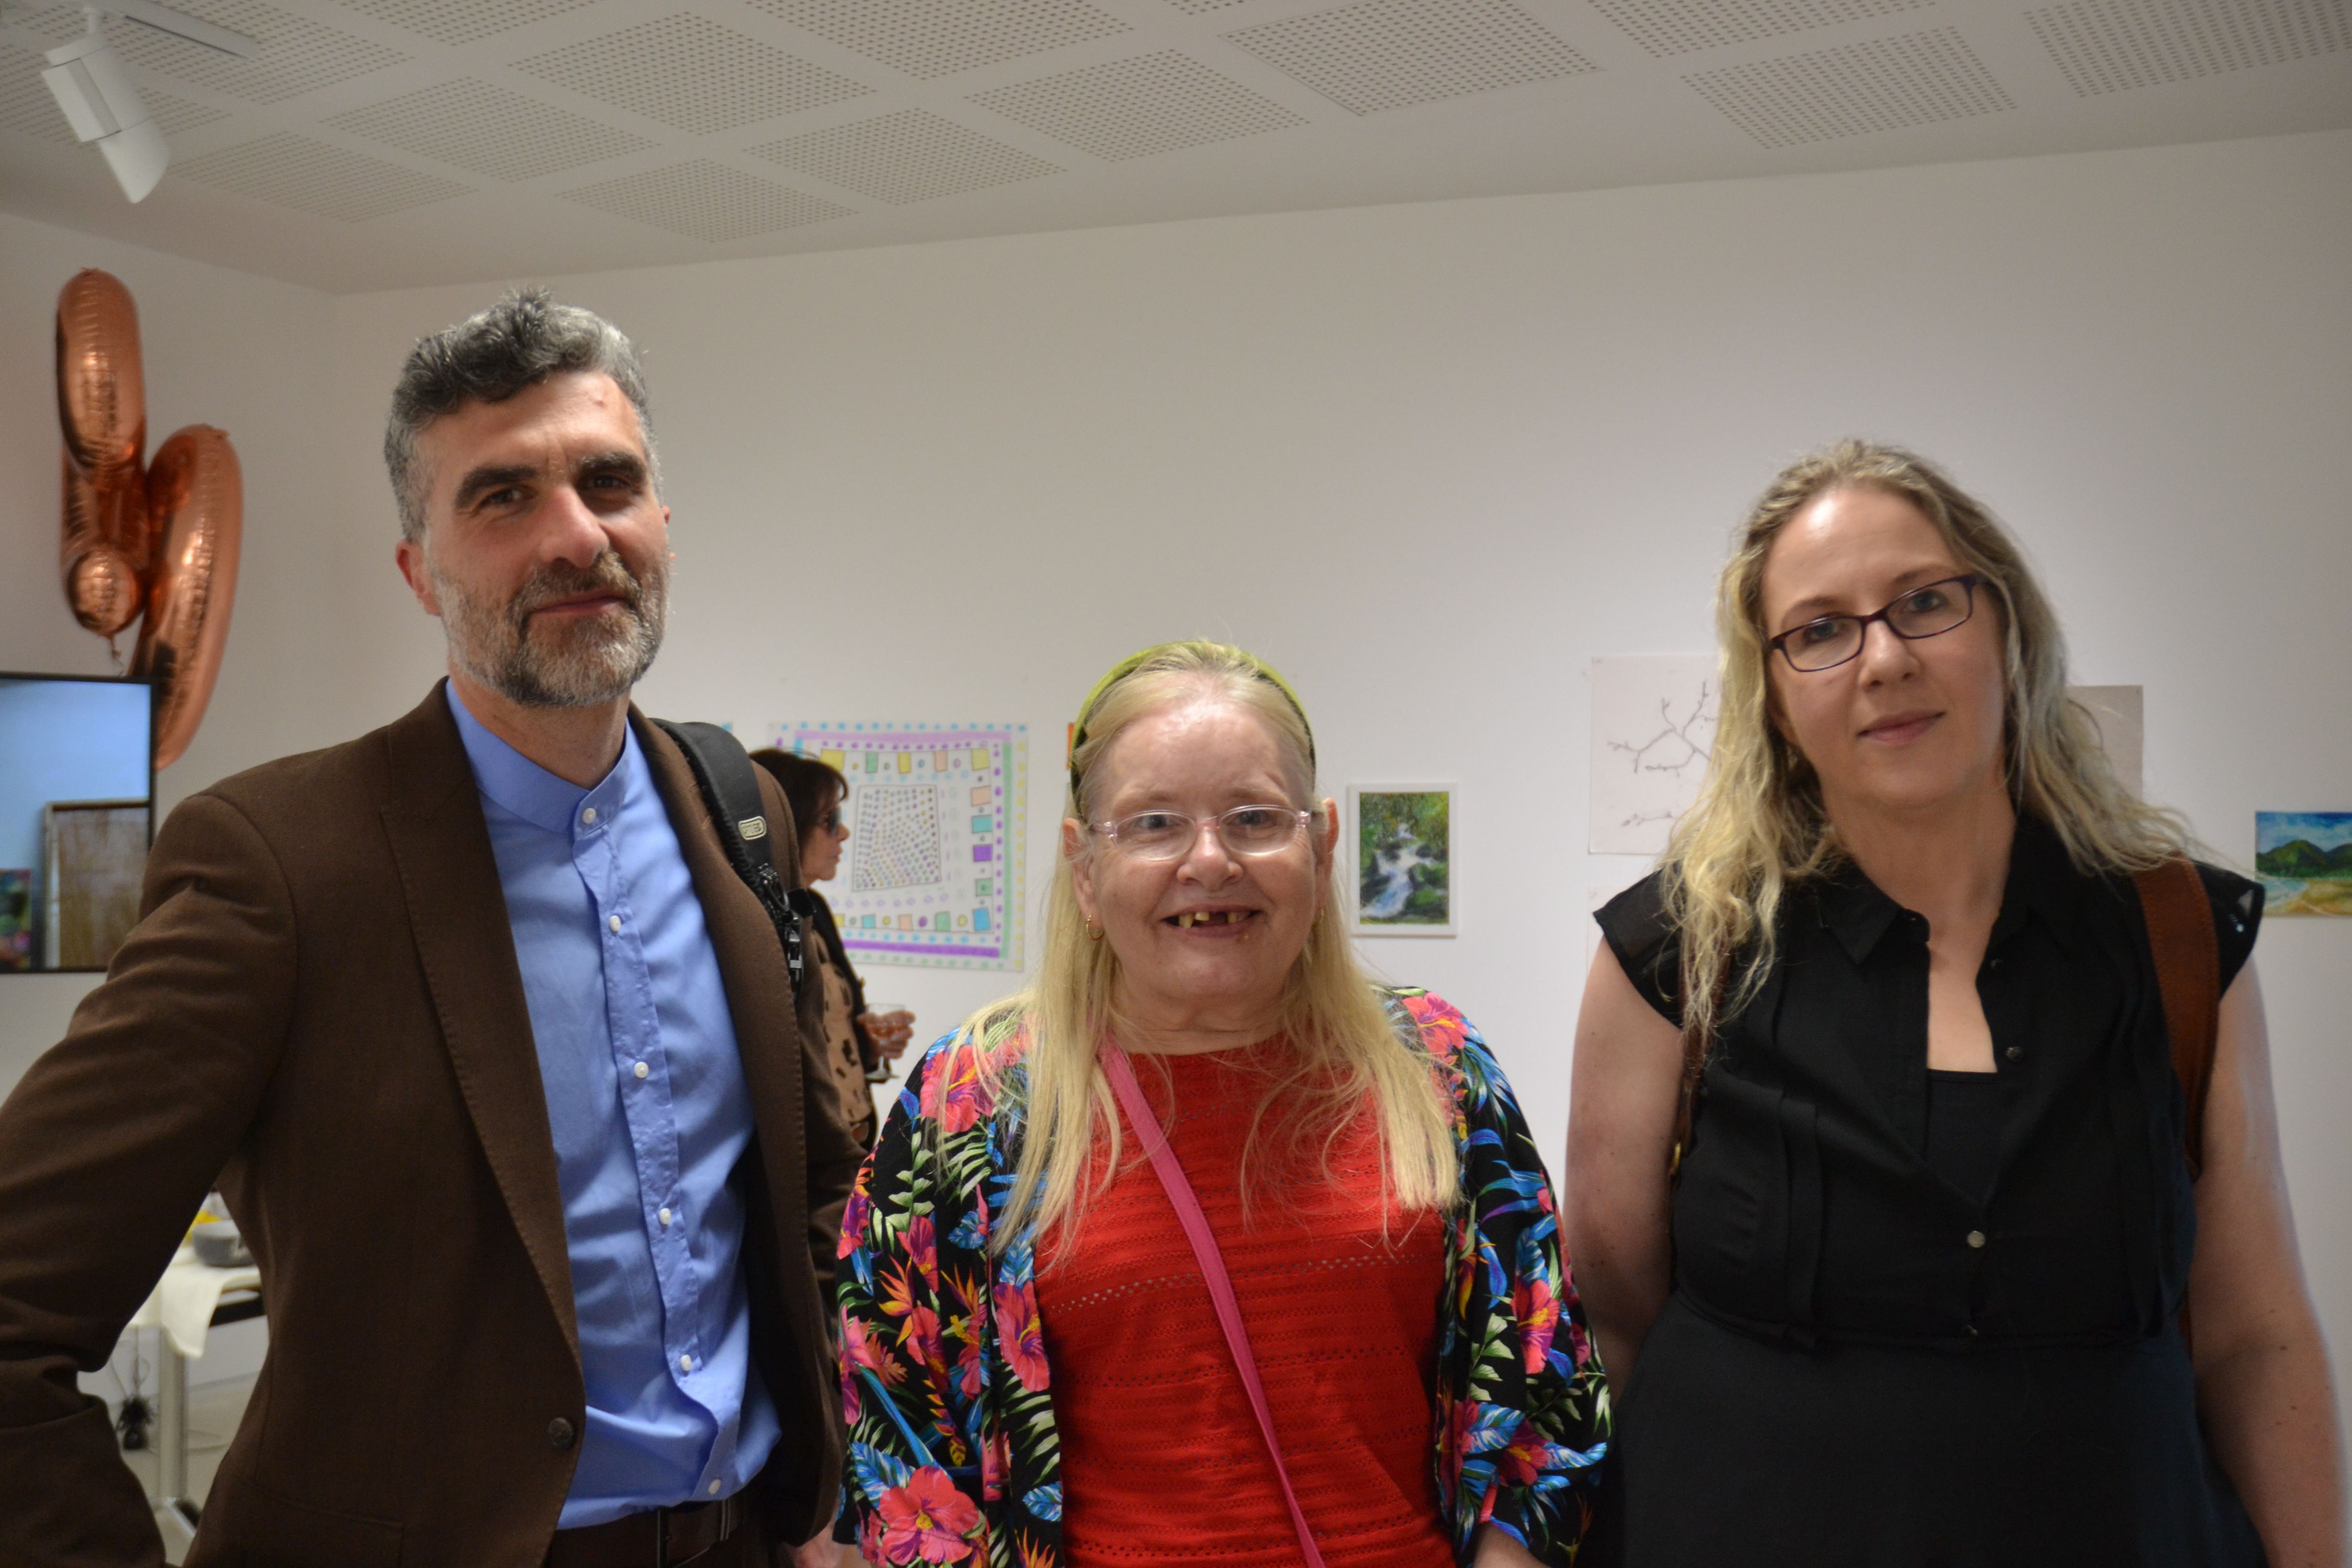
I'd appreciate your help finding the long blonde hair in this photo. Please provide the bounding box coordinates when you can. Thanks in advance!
[965,640,1459,1249]
[1667,439,2192,1045]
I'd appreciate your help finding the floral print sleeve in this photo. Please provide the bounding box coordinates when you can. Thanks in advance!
[837,1016,1060,1568]
[1399,989,1611,1564]
[836,993,1610,1567]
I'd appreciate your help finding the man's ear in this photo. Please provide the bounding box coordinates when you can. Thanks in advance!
[394,534,444,617]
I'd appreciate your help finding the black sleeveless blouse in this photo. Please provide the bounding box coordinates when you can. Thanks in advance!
[1591,816,2268,1566]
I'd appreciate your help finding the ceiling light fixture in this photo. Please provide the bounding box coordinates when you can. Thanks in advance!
[34,3,257,203]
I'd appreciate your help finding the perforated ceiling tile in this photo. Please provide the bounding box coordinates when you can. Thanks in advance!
[1225,0,1595,115]
[172,131,471,219]
[559,158,856,241]
[326,79,652,180]
[331,0,604,47]
[749,109,1061,203]
[0,42,225,141]
[1685,27,2016,146]
[750,0,1130,79]
[1587,0,1935,56]
[969,50,1307,160]
[511,13,871,134]
[22,0,409,104]
[2027,0,2349,94]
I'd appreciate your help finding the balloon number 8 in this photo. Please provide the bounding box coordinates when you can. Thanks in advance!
[55,269,241,769]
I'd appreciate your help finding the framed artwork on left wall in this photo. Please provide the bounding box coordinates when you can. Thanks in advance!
[1351,785,1455,937]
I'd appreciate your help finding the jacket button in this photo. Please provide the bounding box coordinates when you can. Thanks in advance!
[2005,1045,2023,1062]
[547,1417,576,1452]
[1966,1230,1988,1250]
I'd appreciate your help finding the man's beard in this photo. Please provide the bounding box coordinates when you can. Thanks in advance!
[432,549,667,709]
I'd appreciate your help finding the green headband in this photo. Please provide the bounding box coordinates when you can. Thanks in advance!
[1067,643,1316,803]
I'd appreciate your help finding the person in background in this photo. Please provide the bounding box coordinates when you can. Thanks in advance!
[1566,439,2344,1566]
[0,291,859,1564]
[750,749,915,1148]
[835,640,1610,1567]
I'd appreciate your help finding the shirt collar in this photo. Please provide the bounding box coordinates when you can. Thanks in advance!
[446,680,638,839]
[1815,859,1906,966]
[1812,811,2078,966]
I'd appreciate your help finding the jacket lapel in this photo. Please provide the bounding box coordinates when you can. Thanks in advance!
[633,716,812,1271]
[377,683,578,1353]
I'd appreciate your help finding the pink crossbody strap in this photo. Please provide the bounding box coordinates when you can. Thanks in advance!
[1100,1043,1329,1568]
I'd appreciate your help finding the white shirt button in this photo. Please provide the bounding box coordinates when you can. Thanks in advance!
[633,1061,649,1080]
[658,1207,673,1227]
[607,914,622,934]
[580,806,597,825]
[1966,1230,1988,1250]
[707,1480,722,1496]
[679,1354,693,1373]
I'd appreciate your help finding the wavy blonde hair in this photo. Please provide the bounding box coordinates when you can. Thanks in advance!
[966,640,1459,1250]
[1667,439,2192,1046]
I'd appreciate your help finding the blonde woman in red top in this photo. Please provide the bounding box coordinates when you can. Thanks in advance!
[834,641,1610,1567]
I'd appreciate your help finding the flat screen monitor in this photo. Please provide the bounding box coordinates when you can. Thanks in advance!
[0,672,154,973]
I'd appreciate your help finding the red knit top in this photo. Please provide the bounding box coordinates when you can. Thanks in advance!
[1035,1040,1452,1567]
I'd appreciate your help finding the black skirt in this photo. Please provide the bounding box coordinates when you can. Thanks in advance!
[1610,1294,2265,1566]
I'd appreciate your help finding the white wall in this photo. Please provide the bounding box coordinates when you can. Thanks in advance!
[327,127,2352,1439]
[6,131,2350,1428]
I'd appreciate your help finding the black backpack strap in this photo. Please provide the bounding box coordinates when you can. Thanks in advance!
[651,719,808,992]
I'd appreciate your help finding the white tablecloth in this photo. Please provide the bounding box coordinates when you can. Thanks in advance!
[127,1244,261,1359]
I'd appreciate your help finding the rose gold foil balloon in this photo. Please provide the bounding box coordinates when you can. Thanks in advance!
[55,270,146,478]
[59,450,145,638]
[135,427,241,769]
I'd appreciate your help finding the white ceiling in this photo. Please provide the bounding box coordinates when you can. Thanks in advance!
[2,0,2346,292]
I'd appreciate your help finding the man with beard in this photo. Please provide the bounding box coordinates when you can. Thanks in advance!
[0,292,861,1567]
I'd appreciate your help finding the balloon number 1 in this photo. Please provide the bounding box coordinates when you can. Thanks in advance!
[55,269,241,769]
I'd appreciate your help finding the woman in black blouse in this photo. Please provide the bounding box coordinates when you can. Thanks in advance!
[1566,440,2342,1566]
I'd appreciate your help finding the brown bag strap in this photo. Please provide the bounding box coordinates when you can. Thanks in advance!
[2135,856,2221,1181]
[1669,1024,1705,1179]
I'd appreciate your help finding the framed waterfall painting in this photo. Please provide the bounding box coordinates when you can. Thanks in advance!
[1351,785,1455,937]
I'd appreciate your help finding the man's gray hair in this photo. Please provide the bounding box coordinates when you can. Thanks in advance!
[384,289,656,543]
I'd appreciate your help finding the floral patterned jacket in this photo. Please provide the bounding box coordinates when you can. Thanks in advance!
[834,989,1612,1567]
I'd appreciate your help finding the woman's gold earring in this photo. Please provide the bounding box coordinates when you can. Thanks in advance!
[1086,923,1104,941]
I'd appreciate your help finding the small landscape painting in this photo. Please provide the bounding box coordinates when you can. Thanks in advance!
[2255,812,2352,918]
[1353,786,1453,937]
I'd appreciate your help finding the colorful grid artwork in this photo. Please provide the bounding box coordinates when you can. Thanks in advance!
[769,721,1027,970]
[854,787,943,892]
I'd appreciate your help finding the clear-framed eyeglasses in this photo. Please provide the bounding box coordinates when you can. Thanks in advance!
[1767,573,1984,673]
[1089,804,1312,863]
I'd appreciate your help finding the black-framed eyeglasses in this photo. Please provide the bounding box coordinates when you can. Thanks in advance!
[1767,574,1984,673]
[1089,804,1311,863]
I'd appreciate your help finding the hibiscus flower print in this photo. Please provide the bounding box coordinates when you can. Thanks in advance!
[843,1313,903,1384]
[993,1273,1049,1392]
[874,1466,982,1564]
[921,1045,986,1135]
[903,1213,938,1276]
[1402,992,1469,1064]
[1514,1275,1561,1374]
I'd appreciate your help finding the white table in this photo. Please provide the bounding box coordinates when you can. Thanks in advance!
[126,1246,263,1548]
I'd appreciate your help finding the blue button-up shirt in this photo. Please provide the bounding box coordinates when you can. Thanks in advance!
[449,687,779,1527]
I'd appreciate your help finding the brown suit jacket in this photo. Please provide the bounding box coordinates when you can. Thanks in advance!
[0,685,863,1567]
